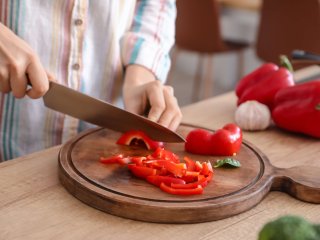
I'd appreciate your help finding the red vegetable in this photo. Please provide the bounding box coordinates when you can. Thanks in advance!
[235,58,295,109]
[116,130,164,150]
[272,80,320,138]
[146,175,186,187]
[100,147,214,195]
[100,154,131,165]
[185,123,242,156]
[127,165,157,179]
[159,182,204,195]
[236,63,278,97]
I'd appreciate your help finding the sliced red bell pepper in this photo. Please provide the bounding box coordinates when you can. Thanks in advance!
[185,123,242,156]
[200,161,213,175]
[116,130,164,150]
[151,147,180,163]
[156,161,186,177]
[127,164,157,179]
[100,146,215,195]
[272,80,320,138]
[235,57,295,109]
[171,175,209,189]
[100,154,131,165]
[146,175,186,187]
[183,156,196,171]
[159,182,204,195]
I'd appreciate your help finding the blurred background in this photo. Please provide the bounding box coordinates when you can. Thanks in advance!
[168,0,320,106]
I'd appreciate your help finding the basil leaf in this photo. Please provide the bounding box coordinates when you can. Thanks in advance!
[213,158,241,168]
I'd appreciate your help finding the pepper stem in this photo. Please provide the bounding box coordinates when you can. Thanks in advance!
[316,103,320,111]
[280,55,294,72]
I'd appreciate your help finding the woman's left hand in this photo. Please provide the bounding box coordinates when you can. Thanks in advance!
[123,65,182,131]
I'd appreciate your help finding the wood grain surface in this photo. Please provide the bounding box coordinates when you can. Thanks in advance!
[58,124,320,223]
[1,66,320,240]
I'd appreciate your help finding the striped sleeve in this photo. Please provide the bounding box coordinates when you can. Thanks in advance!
[120,0,176,83]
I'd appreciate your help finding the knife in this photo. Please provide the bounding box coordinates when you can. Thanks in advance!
[291,49,320,61]
[42,81,185,142]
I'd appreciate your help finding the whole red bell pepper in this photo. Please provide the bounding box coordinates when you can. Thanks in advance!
[185,123,242,156]
[235,57,295,109]
[272,80,320,138]
[116,130,164,150]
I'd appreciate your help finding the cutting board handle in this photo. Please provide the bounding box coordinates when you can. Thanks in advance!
[271,166,320,203]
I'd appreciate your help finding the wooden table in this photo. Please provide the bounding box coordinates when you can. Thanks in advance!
[1,66,320,240]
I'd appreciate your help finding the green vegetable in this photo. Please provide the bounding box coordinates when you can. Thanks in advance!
[313,225,320,236]
[258,215,319,240]
[213,158,241,168]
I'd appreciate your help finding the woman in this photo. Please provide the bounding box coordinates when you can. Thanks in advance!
[0,0,182,160]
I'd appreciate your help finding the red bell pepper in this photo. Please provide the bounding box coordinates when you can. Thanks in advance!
[236,63,278,97]
[272,80,320,138]
[116,130,164,150]
[100,154,131,165]
[185,123,242,156]
[146,175,186,187]
[150,147,180,163]
[127,164,157,179]
[159,182,204,195]
[100,146,215,195]
[235,57,295,109]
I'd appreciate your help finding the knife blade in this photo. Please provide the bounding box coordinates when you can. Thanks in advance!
[43,82,185,142]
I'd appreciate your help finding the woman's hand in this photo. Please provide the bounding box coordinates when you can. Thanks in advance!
[0,23,49,98]
[123,65,182,131]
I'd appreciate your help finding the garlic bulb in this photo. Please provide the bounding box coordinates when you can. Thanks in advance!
[235,101,271,131]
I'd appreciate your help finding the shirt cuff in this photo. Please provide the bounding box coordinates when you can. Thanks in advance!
[121,34,171,83]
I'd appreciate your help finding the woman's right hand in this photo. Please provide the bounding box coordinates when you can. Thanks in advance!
[0,23,49,99]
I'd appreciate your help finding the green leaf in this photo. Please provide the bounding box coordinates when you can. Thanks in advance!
[213,158,241,168]
[315,103,320,111]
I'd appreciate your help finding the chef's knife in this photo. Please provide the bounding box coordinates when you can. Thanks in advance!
[42,81,185,142]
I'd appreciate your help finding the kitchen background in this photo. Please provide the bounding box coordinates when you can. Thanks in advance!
[168,5,263,106]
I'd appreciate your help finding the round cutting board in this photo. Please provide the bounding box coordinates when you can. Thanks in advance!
[58,124,320,223]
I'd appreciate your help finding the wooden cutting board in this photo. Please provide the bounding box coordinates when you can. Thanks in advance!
[58,124,320,223]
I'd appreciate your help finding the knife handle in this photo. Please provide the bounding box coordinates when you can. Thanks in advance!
[291,49,320,61]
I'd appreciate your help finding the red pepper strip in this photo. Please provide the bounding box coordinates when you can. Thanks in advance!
[116,130,164,150]
[195,161,203,171]
[130,156,147,166]
[181,175,198,183]
[151,147,180,163]
[100,154,131,165]
[127,164,157,179]
[206,172,214,182]
[160,182,203,195]
[156,161,186,177]
[183,156,196,171]
[201,162,213,175]
[146,175,186,187]
[272,80,320,138]
[100,154,123,164]
[185,123,243,156]
[171,176,208,189]
[185,170,200,177]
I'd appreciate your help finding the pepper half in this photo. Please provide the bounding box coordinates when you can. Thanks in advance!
[116,130,164,150]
